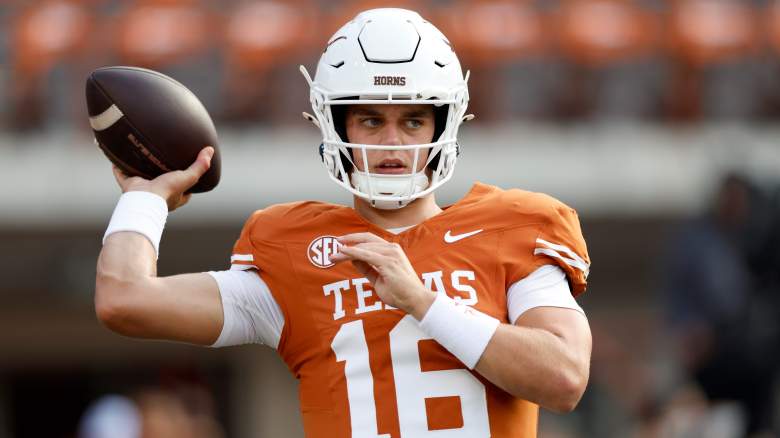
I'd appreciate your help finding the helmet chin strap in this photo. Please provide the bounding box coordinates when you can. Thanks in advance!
[351,171,430,210]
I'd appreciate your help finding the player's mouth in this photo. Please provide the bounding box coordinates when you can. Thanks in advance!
[373,159,408,175]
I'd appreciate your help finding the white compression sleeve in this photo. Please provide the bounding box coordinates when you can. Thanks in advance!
[507,265,584,324]
[207,270,284,349]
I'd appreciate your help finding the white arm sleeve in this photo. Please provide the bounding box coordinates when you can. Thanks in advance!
[507,265,584,324]
[206,270,284,349]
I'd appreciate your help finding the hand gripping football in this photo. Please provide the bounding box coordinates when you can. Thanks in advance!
[85,66,221,193]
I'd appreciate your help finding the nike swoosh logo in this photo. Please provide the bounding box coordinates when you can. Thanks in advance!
[444,229,483,243]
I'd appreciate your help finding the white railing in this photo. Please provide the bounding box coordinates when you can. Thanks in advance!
[1,122,779,225]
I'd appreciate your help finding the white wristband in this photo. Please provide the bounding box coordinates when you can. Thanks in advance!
[103,191,168,257]
[418,293,500,369]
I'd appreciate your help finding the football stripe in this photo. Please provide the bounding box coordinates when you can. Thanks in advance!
[230,253,254,263]
[89,104,124,131]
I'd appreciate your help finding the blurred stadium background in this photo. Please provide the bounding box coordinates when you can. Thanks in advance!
[1,0,780,437]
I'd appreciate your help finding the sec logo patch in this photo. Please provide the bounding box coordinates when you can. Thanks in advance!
[308,236,342,268]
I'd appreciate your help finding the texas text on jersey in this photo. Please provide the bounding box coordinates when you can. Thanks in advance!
[228,183,590,438]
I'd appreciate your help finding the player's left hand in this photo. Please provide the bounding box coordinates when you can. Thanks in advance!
[331,233,435,320]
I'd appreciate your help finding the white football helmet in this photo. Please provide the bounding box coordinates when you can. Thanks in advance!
[301,8,471,209]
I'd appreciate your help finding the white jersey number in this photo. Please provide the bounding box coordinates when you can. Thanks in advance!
[331,316,490,437]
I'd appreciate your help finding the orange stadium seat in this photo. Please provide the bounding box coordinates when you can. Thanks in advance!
[552,0,665,120]
[9,0,93,130]
[109,0,223,119]
[669,0,759,67]
[221,0,320,123]
[762,0,780,117]
[438,0,545,65]
[555,0,658,67]
[113,0,214,69]
[11,0,92,82]
[667,0,762,120]
[223,0,318,73]
[435,0,550,120]
[767,1,780,55]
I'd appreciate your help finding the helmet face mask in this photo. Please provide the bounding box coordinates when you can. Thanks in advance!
[301,8,470,209]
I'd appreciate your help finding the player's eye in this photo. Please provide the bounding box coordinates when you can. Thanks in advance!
[405,119,424,129]
[360,117,382,128]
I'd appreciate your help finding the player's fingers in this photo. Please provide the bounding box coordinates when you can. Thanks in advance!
[113,166,152,192]
[337,232,387,245]
[351,260,379,284]
[178,193,192,207]
[173,146,214,189]
[334,245,386,266]
[330,247,358,263]
[112,166,127,186]
[189,146,214,176]
[349,242,401,257]
[343,243,412,267]
[167,193,192,211]
[155,148,210,193]
[329,248,351,263]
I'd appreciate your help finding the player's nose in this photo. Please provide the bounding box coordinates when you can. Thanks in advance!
[379,122,402,146]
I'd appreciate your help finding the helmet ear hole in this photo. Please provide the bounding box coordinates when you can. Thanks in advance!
[331,105,349,143]
[427,150,440,170]
[330,104,354,174]
[433,105,448,142]
[427,105,450,170]
[339,149,354,176]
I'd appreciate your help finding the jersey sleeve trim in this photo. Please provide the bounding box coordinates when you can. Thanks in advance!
[235,210,295,356]
[534,238,590,278]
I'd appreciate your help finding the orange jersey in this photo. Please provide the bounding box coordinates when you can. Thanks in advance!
[229,182,590,438]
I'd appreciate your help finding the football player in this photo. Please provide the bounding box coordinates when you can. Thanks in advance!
[96,8,592,437]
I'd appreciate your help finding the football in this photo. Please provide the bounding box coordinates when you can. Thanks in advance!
[85,66,221,193]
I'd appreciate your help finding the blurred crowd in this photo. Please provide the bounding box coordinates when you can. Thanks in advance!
[79,385,225,438]
[659,174,780,437]
[546,174,780,438]
[605,174,780,438]
[5,0,780,133]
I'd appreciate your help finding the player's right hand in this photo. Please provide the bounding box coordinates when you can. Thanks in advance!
[112,146,214,211]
